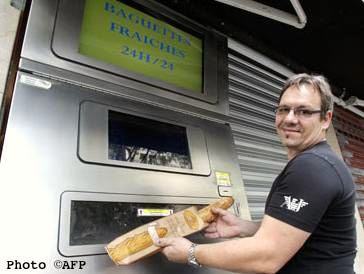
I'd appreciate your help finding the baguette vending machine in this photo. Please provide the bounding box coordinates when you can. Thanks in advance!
[0,0,249,273]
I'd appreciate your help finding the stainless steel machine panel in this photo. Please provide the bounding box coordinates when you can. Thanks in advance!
[0,72,246,274]
[20,0,229,120]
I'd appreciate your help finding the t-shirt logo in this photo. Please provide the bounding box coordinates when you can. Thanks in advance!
[280,196,309,212]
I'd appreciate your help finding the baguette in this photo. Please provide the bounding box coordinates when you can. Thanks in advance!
[107,227,168,262]
[183,209,199,230]
[198,197,234,223]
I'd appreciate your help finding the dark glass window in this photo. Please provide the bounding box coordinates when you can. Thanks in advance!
[70,201,199,245]
[108,110,192,169]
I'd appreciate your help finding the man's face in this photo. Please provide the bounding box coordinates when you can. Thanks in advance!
[275,84,332,157]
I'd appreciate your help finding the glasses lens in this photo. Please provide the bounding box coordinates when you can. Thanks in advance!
[275,106,289,115]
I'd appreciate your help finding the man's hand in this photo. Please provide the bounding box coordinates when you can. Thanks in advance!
[204,208,244,239]
[156,237,192,263]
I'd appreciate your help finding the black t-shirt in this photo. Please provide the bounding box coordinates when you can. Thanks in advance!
[265,141,356,274]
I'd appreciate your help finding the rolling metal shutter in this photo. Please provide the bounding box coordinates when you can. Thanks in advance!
[227,48,288,220]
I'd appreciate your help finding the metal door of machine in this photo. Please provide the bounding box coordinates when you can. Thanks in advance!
[0,0,249,273]
[0,72,244,274]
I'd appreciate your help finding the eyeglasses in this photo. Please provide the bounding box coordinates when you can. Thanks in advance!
[274,106,322,118]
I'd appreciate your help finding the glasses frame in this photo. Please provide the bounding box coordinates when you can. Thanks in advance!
[274,106,322,118]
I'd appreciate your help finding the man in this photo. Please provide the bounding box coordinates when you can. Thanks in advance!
[157,74,357,274]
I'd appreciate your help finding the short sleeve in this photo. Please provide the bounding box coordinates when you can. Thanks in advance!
[265,153,342,232]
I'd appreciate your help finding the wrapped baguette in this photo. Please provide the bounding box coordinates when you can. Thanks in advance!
[106,197,234,265]
[198,196,234,223]
[107,227,168,262]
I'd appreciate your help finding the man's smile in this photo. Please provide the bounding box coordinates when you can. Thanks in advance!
[280,127,301,134]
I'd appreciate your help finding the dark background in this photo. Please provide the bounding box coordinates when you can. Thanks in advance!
[159,0,364,102]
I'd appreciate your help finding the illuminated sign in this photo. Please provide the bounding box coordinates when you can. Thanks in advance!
[79,0,203,93]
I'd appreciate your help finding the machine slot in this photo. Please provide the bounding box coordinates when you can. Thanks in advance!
[59,192,214,256]
[70,201,196,246]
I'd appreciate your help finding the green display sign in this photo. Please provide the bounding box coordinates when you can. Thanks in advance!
[79,0,203,93]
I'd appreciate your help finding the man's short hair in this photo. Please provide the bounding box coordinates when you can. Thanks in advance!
[279,73,334,119]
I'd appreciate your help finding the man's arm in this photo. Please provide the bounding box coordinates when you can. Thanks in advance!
[158,214,310,274]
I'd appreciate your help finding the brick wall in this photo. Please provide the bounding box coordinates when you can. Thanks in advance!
[333,105,364,226]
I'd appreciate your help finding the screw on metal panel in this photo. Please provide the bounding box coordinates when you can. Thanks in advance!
[10,0,26,11]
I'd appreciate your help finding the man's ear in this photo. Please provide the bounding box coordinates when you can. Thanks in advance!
[322,111,333,130]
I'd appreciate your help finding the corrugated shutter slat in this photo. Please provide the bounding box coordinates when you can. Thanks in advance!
[228,50,288,220]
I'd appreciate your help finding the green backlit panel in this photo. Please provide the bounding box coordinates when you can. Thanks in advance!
[79,0,203,93]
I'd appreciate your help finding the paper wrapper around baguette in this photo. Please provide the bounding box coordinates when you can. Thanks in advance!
[106,197,234,265]
[107,227,168,263]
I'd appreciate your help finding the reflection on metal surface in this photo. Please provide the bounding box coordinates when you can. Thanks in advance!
[20,75,52,90]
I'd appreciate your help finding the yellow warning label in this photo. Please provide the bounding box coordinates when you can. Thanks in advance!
[215,171,231,186]
[137,208,173,217]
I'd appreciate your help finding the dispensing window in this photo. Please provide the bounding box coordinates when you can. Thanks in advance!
[78,101,211,175]
[108,110,192,169]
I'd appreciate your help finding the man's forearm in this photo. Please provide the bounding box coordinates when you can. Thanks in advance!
[194,215,309,274]
[239,220,261,237]
[195,237,275,274]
